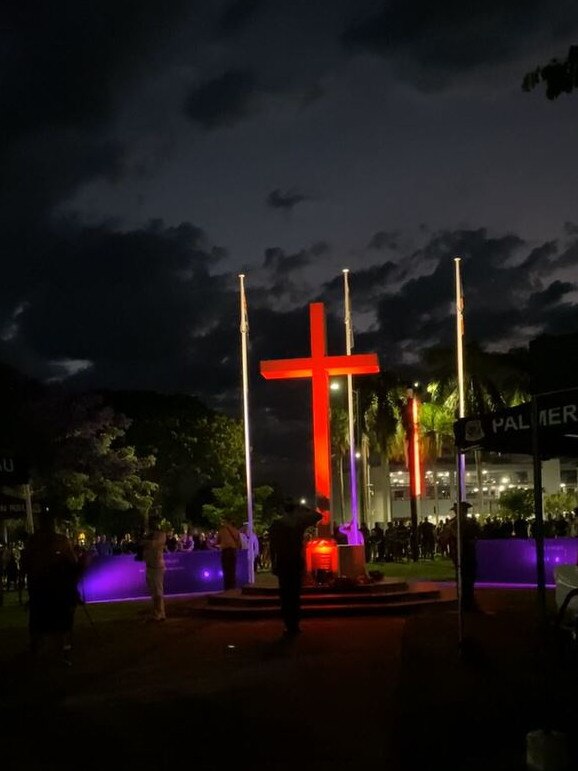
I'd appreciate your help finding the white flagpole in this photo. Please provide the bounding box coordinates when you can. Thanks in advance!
[239,274,255,583]
[454,257,466,646]
[343,269,362,546]
[455,257,467,494]
[24,483,34,534]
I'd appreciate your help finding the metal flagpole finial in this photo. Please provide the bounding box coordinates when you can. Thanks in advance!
[342,268,349,274]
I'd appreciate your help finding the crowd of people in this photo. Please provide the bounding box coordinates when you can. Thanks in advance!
[3,509,578,602]
[2,503,578,656]
[354,509,578,564]
[81,526,272,569]
[3,509,578,599]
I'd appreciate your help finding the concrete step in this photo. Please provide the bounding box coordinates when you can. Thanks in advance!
[240,579,409,596]
[202,596,456,619]
[201,581,456,619]
[207,588,441,607]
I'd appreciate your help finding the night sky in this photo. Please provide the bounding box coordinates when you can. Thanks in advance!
[3,1,578,495]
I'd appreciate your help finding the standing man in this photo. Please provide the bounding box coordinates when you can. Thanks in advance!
[142,516,167,621]
[241,522,261,574]
[217,516,242,590]
[269,498,324,637]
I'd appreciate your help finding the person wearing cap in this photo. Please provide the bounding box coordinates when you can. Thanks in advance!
[269,497,324,637]
[447,501,481,612]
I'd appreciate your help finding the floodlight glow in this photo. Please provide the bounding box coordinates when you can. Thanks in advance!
[81,552,248,602]
[477,537,578,585]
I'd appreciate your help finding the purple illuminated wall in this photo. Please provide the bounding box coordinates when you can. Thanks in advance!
[80,551,249,602]
[476,538,578,587]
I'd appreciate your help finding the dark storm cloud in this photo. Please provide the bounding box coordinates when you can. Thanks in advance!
[564,222,578,237]
[4,219,232,388]
[367,231,400,251]
[526,281,576,313]
[320,262,398,312]
[266,189,311,211]
[342,0,578,89]
[555,239,578,270]
[519,241,558,272]
[184,69,259,129]
[262,243,330,292]
[347,228,578,365]
[2,0,187,138]
[1,1,190,222]
[217,0,264,36]
[264,247,313,276]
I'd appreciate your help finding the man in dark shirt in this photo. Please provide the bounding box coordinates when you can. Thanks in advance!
[269,498,323,637]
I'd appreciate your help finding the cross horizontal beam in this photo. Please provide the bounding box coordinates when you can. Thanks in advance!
[261,354,379,380]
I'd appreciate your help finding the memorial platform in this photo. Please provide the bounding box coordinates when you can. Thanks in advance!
[202,573,456,619]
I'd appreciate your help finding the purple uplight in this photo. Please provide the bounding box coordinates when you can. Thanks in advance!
[476,538,578,586]
[81,551,249,603]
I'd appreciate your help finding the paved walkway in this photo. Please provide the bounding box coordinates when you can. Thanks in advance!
[0,586,576,770]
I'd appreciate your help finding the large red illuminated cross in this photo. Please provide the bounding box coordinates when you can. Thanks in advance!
[260,303,379,531]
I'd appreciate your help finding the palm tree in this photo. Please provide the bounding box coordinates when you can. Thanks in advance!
[361,372,406,524]
[424,343,531,515]
[419,391,455,519]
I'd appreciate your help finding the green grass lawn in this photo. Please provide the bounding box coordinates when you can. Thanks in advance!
[366,557,456,581]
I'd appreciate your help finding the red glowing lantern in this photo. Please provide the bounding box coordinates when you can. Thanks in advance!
[305,538,339,576]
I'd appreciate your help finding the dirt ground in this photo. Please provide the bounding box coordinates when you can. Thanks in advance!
[0,588,576,771]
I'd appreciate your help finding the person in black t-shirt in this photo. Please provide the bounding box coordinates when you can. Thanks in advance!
[269,498,323,637]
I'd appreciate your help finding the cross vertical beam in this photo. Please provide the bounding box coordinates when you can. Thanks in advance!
[310,304,331,525]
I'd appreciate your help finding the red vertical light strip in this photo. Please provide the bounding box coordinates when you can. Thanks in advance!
[412,397,421,497]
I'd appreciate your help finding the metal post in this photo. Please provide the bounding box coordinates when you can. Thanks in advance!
[342,269,362,545]
[454,257,466,649]
[239,274,255,583]
[24,483,34,534]
[455,457,464,648]
[531,395,547,624]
